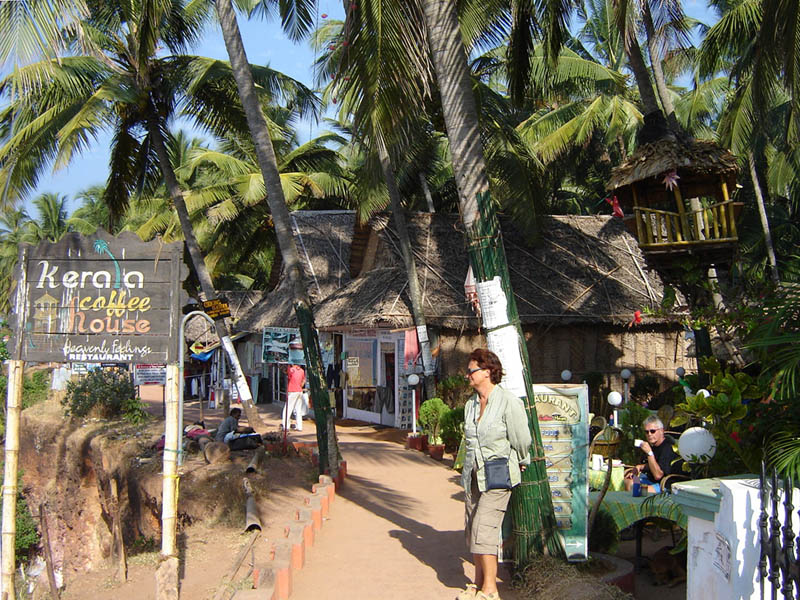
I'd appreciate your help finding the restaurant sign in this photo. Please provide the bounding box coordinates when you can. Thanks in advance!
[500,383,589,562]
[11,230,187,364]
[533,383,590,561]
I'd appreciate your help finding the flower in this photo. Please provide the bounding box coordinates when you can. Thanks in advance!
[662,169,680,190]
[730,431,741,443]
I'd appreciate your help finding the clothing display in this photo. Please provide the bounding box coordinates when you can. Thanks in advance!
[375,386,394,413]
[403,329,419,369]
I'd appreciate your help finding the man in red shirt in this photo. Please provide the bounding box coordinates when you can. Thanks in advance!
[283,364,306,431]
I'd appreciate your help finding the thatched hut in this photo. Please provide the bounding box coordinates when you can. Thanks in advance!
[606,138,742,268]
[233,210,692,426]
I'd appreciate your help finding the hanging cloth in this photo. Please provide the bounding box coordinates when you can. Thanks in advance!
[404,329,419,370]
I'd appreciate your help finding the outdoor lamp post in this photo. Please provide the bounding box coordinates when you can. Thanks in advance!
[407,373,420,435]
[561,369,572,382]
[607,391,623,427]
[620,368,632,405]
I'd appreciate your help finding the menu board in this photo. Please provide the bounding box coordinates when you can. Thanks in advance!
[533,383,589,561]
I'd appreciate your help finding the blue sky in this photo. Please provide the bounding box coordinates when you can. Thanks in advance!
[24,0,714,218]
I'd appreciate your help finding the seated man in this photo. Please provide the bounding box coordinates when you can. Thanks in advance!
[215,407,255,444]
[624,415,679,493]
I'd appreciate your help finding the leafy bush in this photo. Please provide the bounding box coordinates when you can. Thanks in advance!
[617,402,654,466]
[63,368,147,424]
[436,375,472,409]
[0,369,50,437]
[440,407,465,453]
[0,471,40,565]
[418,397,448,444]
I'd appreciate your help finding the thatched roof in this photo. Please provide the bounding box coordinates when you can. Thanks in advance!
[606,139,739,192]
[236,211,680,332]
[234,211,355,331]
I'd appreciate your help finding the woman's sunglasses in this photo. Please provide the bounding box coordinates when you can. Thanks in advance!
[465,367,485,376]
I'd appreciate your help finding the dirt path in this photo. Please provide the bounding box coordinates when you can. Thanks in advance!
[93,392,684,600]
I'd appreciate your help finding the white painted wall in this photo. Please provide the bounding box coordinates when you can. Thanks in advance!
[686,478,800,600]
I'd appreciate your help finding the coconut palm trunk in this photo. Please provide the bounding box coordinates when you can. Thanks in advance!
[748,152,780,284]
[420,0,564,564]
[145,117,264,428]
[642,5,683,135]
[375,132,436,398]
[214,0,338,473]
[624,35,663,118]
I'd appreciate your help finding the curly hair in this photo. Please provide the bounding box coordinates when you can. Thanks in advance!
[468,348,504,384]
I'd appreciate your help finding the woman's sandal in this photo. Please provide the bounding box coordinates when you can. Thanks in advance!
[456,583,478,599]
[476,592,501,600]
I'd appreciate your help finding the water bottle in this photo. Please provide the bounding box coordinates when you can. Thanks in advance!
[632,473,642,497]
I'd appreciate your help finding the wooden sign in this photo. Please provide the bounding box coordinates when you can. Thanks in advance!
[11,230,187,364]
[533,383,590,561]
[202,297,230,320]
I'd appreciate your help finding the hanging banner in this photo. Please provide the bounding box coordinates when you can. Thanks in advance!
[11,231,186,364]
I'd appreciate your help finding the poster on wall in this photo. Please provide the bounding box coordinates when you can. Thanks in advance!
[262,327,305,364]
[533,383,589,561]
[345,338,376,387]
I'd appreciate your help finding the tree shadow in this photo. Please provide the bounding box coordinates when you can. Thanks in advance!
[339,473,470,589]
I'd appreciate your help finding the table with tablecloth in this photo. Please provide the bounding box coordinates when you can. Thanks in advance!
[590,490,688,569]
[590,490,688,531]
[588,466,627,492]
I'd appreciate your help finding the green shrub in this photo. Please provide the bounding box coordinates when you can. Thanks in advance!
[0,369,51,438]
[618,403,653,466]
[436,375,472,409]
[418,397,448,444]
[63,368,147,424]
[0,471,40,566]
[440,407,465,453]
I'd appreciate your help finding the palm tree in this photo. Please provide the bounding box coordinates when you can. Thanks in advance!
[0,0,322,428]
[25,192,71,243]
[699,0,784,284]
[420,0,564,565]
[212,0,339,474]
[313,11,440,397]
[0,208,31,313]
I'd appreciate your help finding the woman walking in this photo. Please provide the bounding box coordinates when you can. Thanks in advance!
[458,348,532,600]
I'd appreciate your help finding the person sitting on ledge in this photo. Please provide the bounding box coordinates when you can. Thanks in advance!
[624,415,678,493]
[215,407,255,444]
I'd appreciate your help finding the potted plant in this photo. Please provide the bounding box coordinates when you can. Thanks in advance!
[419,398,448,460]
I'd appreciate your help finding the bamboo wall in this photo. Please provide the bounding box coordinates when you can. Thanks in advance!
[438,323,693,397]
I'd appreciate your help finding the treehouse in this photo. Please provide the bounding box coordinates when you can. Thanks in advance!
[606,139,742,270]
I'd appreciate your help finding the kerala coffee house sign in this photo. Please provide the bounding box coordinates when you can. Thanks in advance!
[11,231,186,364]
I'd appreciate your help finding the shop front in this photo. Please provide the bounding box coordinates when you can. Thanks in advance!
[342,329,418,429]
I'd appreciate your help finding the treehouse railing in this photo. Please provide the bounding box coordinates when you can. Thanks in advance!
[632,200,743,248]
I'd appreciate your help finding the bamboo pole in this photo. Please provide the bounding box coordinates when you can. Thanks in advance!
[157,363,181,600]
[39,503,60,599]
[1,360,23,600]
[110,479,127,582]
